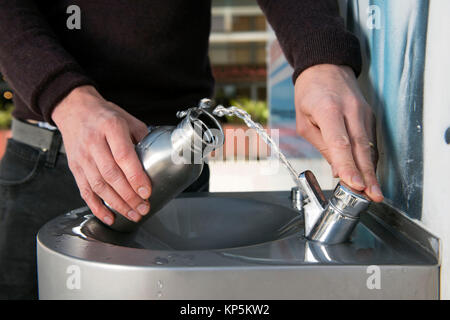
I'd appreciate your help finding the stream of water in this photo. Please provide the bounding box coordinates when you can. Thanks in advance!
[213,105,301,189]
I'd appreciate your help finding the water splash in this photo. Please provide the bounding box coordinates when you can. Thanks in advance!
[213,105,301,189]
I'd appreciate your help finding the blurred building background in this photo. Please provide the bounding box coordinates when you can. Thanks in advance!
[208,0,334,192]
[209,0,268,106]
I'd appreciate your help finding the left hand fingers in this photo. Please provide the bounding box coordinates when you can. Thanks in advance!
[313,104,366,191]
[346,106,384,202]
[296,115,333,167]
[365,109,379,168]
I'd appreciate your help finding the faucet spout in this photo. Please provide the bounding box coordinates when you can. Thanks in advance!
[292,171,371,244]
[297,171,327,237]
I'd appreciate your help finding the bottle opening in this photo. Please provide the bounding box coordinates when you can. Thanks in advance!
[190,110,224,150]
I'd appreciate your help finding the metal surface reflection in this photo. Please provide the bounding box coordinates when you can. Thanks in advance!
[41,192,436,266]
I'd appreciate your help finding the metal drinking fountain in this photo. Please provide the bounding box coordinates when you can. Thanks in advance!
[36,99,438,300]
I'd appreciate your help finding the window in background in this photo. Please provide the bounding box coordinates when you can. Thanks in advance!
[209,0,268,108]
[232,15,266,32]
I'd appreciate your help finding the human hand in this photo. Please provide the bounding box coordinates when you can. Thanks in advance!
[52,85,152,225]
[294,64,383,202]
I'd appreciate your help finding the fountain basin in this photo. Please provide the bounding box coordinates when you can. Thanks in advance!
[37,192,439,299]
[83,196,302,251]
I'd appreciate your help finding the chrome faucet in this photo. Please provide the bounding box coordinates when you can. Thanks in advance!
[292,170,370,244]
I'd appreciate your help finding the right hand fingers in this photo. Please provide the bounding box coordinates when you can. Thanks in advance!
[70,165,119,225]
[104,118,152,202]
[68,118,151,223]
[76,154,144,222]
[89,138,150,218]
[53,87,152,222]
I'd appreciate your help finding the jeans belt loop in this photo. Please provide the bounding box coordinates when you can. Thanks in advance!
[45,130,63,168]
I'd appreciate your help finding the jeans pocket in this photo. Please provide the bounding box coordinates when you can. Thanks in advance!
[0,139,42,186]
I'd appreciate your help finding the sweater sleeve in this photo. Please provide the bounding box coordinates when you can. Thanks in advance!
[257,0,362,83]
[0,0,95,124]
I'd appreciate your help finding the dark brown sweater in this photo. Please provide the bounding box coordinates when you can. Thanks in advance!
[0,0,361,126]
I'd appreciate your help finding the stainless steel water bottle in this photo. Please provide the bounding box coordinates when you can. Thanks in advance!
[105,101,224,232]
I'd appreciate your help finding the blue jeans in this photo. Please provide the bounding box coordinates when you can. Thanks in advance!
[0,135,209,299]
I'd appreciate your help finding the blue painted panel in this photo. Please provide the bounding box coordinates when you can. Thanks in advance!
[269,0,428,218]
[347,0,428,218]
